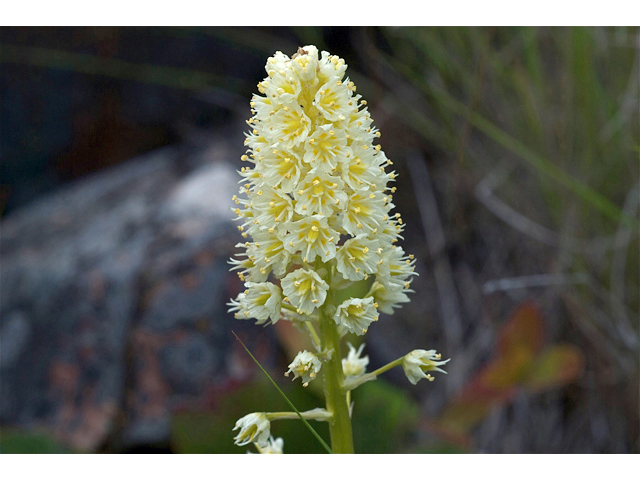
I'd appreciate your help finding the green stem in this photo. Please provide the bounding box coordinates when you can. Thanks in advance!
[370,357,404,377]
[267,408,332,422]
[305,321,322,348]
[319,300,355,454]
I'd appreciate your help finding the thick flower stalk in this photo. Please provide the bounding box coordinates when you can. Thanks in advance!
[228,46,449,454]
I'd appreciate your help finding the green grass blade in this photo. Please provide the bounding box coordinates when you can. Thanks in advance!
[0,44,251,92]
[436,88,639,231]
[377,50,638,232]
[232,331,334,454]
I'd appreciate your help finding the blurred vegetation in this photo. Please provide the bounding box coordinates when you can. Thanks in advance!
[171,376,419,454]
[0,430,72,453]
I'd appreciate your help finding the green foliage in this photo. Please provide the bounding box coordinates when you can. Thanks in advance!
[351,379,420,454]
[172,377,330,454]
[171,375,421,454]
[0,429,71,454]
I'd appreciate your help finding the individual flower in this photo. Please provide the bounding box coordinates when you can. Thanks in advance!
[334,296,379,336]
[342,342,369,377]
[302,124,350,172]
[339,148,386,191]
[317,50,348,84]
[233,412,271,447]
[313,75,356,122]
[376,246,418,291]
[242,282,283,324]
[283,215,339,263]
[335,235,380,281]
[285,350,322,387]
[256,148,308,193]
[251,186,295,231]
[293,169,348,217]
[252,232,292,278]
[291,45,319,82]
[228,242,265,282]
[402,349,450,385]
[367,281,411,315]
[342,189,387,236]
[253,436,284,454]
[281,268,329,314]
[267,103,311,149]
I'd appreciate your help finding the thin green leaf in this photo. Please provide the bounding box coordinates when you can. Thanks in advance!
[0,44,251,92]
[232,331,334,454]
[376,49,639,232]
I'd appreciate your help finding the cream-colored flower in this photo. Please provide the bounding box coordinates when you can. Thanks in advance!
[281,268,329,314]
[227,281,282,324]
[342,342,369,377]
[376,245,418,291]
[252,232,292,278]
[342,189,387,236]
[293,169,348,217]
[317,50,348,84]
[251,186,295,232]
[334,296,379,336]
[292,45,319,82]
[335,235,380,281]
[367,281,411,315]
[303,124,350,172]
[283,215,339,263]
[267,102,310,149]
[402,349,450,385]
[233,412,271,447]
[254,436,284,454]
[285,350,322,387]
[256,148,308,194]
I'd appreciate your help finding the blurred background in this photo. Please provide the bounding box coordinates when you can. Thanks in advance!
[0,26,638,454]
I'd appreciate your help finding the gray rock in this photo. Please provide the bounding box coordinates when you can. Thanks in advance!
[0,138,268,451]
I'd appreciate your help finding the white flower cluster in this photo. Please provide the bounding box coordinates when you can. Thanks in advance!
[228,45,417,333]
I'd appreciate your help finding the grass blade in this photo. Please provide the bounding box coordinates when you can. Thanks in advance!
[232,331,334,454]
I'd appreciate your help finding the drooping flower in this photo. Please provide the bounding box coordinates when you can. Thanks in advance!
[334,296,379,336]
[285,350,323,387]
[342,342,369,377]
[402,349,450,385]
[233,412,271,447]
[376,245,418,291]
[367,281,412,315]
[227,281,282,324]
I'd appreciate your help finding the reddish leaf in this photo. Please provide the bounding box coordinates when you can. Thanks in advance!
[483,346,535,388]
[497,301,545,359]
[521,344,584,392]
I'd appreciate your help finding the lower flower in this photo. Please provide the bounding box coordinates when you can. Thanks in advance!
[233,412,271,447]
[333,296,379,335]
[402,349,450,385]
